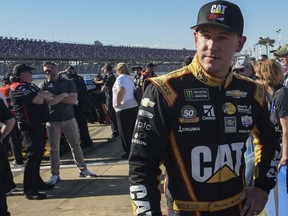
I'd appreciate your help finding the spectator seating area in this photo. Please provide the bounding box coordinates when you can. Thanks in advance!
[0,36,196,75]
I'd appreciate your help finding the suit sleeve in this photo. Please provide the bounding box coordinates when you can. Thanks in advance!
[129,83,170,216]
[253,96,281,194]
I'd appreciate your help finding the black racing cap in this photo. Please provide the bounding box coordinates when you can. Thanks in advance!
[191,0,244,36]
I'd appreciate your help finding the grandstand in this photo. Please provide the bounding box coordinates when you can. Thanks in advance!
[0,36,196,75]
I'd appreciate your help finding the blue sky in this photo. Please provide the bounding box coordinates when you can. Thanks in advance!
[0,0,287,58]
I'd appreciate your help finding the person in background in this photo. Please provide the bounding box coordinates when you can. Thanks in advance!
[0,73,24,167]
[0,89,18,198]
[254,59,288,169]
[274,44,288,86]
[63,66,94,148]
[113,63,138,158]
[39,62,96,186]
[94,72,104,90]
[90,72,108,124]
[250,57,256,66]
[101,63,119,141]
[129,1,281,215]
[181,55,193,67]
[233,58,256,80]
[259,54,268,61]
[140,63,157,87]
[0,99,15,215]
[10,64,54,200]
[0,89,18,197]
[132,65,143,105]
[132,65,143,88]
[233,58,256,187]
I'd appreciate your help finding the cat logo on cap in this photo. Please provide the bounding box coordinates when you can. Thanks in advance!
[208,4,227,21]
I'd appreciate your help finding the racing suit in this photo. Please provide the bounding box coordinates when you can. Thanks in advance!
[10,81,49,196]
[129,56,281,216]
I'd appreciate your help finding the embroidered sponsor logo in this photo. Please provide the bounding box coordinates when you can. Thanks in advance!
[141,98,155,108]
[202,105,216,120]
[138,109,154,119]
[136,120,151,131]
[154,79,172,96]
[241,115,253,128]
[132,133,147,146]
[237,105,252,114]
[274,125,282,133]
[130,185,151,215]
[222,102,236,115]
[191,142,245,183]
[239,129,251,134]
[226,90,247,98]
[184,88,210,101]
[224,117,237,133]
[179,105,200,123]
[178,126,201,132]
[47,83,54,88]
[196,71,208,83]
[208,4,227,21]
[131,139,147,146]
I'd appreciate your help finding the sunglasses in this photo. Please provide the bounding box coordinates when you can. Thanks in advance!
[235,68,246,73]
[255,76,264,81]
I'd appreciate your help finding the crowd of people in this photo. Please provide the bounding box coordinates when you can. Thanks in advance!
[0,36,195,62]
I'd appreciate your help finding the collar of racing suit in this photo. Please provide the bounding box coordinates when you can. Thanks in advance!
[187,54,233,89]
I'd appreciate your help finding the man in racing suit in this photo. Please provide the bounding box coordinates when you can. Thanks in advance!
[129,1,281,216]
[10,64,54,200]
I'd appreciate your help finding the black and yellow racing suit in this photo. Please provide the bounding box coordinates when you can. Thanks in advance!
[129,56,281,216]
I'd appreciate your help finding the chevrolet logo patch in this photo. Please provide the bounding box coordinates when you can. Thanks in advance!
[226,90,247,98]
[141,98,155,108]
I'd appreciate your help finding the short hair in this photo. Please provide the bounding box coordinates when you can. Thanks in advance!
[259,54,268,61]
[42,61,56,68]
[253,59,284,87]
[67,65,75,71]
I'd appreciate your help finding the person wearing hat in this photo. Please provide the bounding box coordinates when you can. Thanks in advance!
[233,58,256,80]
[10,64,55,200]
[132,65,143,105]
[274,44,288,86]
[129,1,281,216]
[132,65,143,88]
[140,63,157,87]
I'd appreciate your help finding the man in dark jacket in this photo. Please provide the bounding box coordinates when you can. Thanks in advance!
[101,63,119,140]
[0,99,15,215]
[10,64,54,200]
[64,66,93,148]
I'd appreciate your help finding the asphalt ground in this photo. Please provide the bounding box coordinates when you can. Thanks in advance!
[7,123,168,216]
